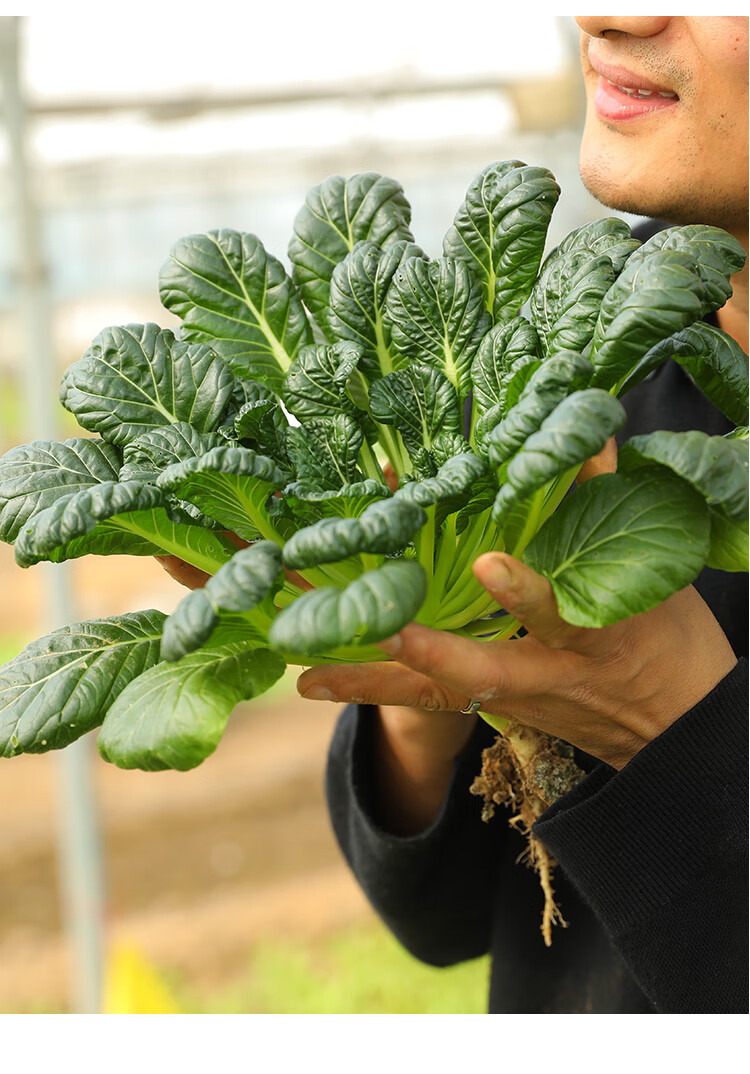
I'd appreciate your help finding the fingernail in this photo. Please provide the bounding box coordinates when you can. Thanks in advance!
[377,633,403,657]
[301,686,335,702]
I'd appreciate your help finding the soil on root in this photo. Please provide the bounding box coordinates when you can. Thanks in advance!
[470,723,586,947]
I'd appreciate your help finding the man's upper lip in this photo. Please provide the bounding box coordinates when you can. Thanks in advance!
[588,53,678,96]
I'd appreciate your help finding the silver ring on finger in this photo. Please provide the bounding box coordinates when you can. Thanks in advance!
[459,698,483,716]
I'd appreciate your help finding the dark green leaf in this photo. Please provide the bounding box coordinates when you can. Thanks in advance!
[161,541,283,661]
[369,364,461,453]
[0,610,166,756]
[617,322,749,425]
[529,251,616,356]
[442,160,560,320]
[383,256,490,401]
[60,324,235,446]
[120,423,225,483]
[97,642,285,771]
[157,446,292,542]
[626,224,746,314]
[14,480,237,571]
[542,217,640,276]
[327,239,424,375]
[282,342,365,423]
[590,250,708,391]
[470,319,542,413]
[159,230,313,390]
[285,415,365,489]
[619,429,749,571]
[396,452,487,510]
[0,438,121,543]
[268,559,427,655]
[281,479,391,527]
[281,496,426,569]
[525,469,711,627]
[288,173,414,323]
[485,351,593,468]
[492,390,626,523]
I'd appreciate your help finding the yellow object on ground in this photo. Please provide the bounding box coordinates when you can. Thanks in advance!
[102,942,181,1013]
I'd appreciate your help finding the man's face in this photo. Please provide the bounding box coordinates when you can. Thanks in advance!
[575,16,749,234]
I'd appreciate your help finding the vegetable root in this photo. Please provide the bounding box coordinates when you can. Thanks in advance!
[470,722,586,946]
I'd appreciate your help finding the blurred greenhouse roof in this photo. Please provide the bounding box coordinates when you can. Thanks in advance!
[0,10,617,371]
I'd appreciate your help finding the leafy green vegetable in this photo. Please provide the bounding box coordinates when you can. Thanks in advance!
[0,159,745,771]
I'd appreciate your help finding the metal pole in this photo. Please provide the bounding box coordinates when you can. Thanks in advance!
[0,15,104,1014]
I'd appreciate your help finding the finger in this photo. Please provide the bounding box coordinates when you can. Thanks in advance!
[472,552,581,649]
[375,623,520,706]
[576,435,618,483]
[154,555,210,591]
[297,660,468,711]
[221,531,251,548]
[382,462,399,494]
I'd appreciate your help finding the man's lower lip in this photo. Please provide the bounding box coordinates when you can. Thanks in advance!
[594,77,678,122]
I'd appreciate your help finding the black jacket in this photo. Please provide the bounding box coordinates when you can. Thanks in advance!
[324,222,749,1014]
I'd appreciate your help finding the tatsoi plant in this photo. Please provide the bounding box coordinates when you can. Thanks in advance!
[1,161,747,939]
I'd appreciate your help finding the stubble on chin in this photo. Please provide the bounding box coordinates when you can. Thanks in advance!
[581,149,747,230]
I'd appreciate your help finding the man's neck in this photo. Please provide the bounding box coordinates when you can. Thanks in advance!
[716,228,749,354]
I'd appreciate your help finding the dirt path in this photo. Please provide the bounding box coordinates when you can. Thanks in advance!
[0,550,375,1012]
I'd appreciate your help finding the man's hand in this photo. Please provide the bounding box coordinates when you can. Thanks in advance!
[298,553,737,772]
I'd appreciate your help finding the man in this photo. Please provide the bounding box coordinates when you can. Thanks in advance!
[296,16,749,1013]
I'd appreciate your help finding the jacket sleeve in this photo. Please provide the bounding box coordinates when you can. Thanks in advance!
[533,658,749,1014]
[325,702,506,966]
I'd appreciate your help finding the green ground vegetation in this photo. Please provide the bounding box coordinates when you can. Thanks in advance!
[174,920,488,1014]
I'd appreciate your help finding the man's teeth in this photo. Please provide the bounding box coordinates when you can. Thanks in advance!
[608,79,677,99]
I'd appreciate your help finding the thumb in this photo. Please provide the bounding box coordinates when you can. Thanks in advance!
[473,551,580,649]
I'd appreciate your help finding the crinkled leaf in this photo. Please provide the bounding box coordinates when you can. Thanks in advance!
[157,446,292,542]
[281,479,391,527]
[470,319,542,413]
[234,399,277,443]
[288,172,414,324]
[159,230,313,390]
[383,256,490,401]
[431,431,472,468]
[619,429,749,571]
[542,217,640,277]
[369,364,461,454]
[97,641,285,771]
[499,357,545,415]
[282,342,365,423]
[161,541,283,661]
[492,390,626,524]
[285,415,364,489]
[282,496,426,569]
[268,559,427,655]
[60,324,235,446]
[617,322,749,425]
[626,224,746,314]
[485,351,593,468]
[0,610,166,757]
[590,250,709,391]
[529,251,616,356]
[119,423,225,483]
[454,474,499,534]
[327,239,425,376]
[0,438,121,543]
[396,452,487,510]
[525,469,711,627]
[14,480,236,572]
[219,378,276,435]
[442,160,560,321]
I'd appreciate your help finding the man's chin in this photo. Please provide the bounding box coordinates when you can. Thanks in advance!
[579,157,676,223]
